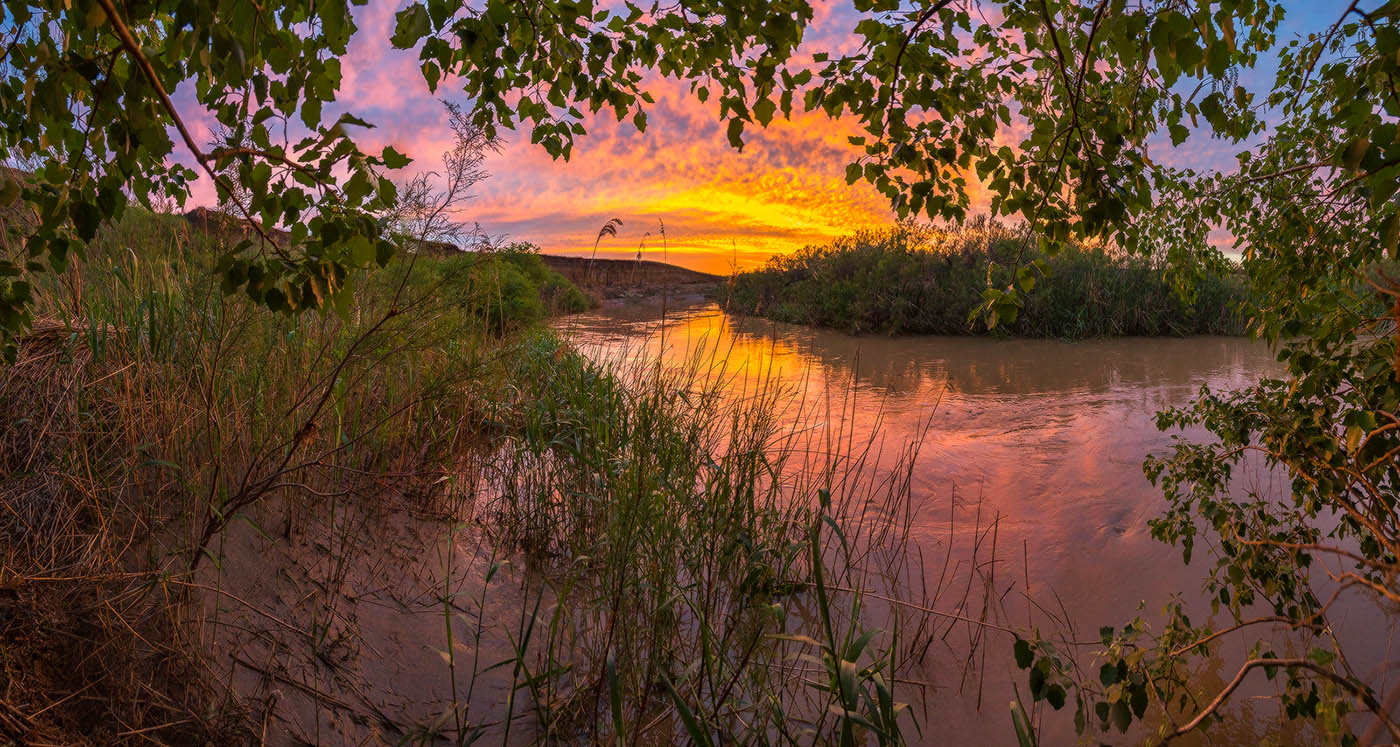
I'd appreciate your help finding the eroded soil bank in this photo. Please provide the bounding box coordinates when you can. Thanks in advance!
[539,254,723,301]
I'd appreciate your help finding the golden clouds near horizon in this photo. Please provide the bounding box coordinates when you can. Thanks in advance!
[468,112,901,274]
[289,5,1010,275]
[164,3,1038,275]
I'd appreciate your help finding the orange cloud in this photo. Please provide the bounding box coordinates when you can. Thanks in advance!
[167,1,1026,275]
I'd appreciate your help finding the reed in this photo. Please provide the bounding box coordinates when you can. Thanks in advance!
[1,209,994,744]
[464,329,932,742]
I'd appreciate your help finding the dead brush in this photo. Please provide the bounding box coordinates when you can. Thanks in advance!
[0,319,246,744]
[0,205,536,742]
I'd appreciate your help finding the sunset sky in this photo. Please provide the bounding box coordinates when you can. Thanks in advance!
[175,1,1335,275]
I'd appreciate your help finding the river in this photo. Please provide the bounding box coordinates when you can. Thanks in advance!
[556,299,1397,744]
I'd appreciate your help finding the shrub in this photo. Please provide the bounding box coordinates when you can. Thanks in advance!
[427,242,595,333]
[725,223,1249,338]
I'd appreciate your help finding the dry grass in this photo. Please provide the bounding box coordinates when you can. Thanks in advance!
[0,212,497,743]
[0,210,1023,745]
[0,320,244,744]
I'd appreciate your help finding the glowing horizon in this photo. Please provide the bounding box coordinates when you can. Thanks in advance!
[165,2,1332,276]
[167,2,907,275]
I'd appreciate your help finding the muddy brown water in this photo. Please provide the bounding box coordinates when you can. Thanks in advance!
[556,300,1400,745]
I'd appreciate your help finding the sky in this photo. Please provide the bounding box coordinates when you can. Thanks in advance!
[175,0,1340,275]
[324,0,896,275]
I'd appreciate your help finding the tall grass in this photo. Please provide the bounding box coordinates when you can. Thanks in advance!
[1,208,514,740]
[724,222,1250,338]
[0,209,949,744]
[466,330,928,742]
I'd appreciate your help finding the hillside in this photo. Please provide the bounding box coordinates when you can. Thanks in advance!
[539,254,723,300]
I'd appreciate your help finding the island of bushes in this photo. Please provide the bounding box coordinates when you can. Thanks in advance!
[722,222,1249,339]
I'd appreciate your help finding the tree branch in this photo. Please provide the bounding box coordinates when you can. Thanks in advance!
[889,0,955,90]
[1167,657,1395,741]
[96,0,281,250]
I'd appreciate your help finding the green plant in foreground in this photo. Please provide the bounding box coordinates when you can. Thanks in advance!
[467,330,923,744]
[662,490,911,746]
[792,494,910,746]
[1003,7,1400,742]
[1010,699,1037,747]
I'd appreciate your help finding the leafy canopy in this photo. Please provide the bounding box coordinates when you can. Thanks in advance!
[4,0,1400,738]
[0,0,420,359]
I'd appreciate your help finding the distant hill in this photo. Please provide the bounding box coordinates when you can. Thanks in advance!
[182,207,459,257]
[538,254,722,300]
[0,183,717,299]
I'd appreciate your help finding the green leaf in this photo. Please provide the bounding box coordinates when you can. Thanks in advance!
[84,2,108,28]
[753,97,776,126]
[1029,666,1046,700]
[1013,638,1034,669]
[347,235,375,265]
[1130,684,1148,719]
[1307,647,1336,667]
[726,118,745,150]
[1345,424,1364,453]
[607,656,625,740]
[264,286,287,311]
[1111,701,1132,733]
[72,201,101,241]
[661,675,713,747]
[1016,265,1036,292]
[392,4,431,48]
[376,240,396,266]
[1341,136,1370,170]
[381,146,412,169]
[0,178,18,207]
[301,96,323,129]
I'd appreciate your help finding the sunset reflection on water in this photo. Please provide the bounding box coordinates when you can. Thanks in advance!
[559,300,1396,744]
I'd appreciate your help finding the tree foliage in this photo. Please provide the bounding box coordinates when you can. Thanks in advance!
[5,0,1400,739]
[1004,4,1400,742]
[0,0,405,360]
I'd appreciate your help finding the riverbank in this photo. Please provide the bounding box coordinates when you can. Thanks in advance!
[8,210,1366,745]
[723,224,1250,338]
[0,211,918,744]
[539,253,723,301]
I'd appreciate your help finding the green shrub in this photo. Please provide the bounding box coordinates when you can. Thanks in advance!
[725,223,1250,338]
[425,243,594,333]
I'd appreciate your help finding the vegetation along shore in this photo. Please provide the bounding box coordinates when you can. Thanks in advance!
[5,0,1400,744]
[1,204,927,743]
[723,221,1250,339]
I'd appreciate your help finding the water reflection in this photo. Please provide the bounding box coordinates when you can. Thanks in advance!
[561,300,1271,396]
[557,300,1394,744]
